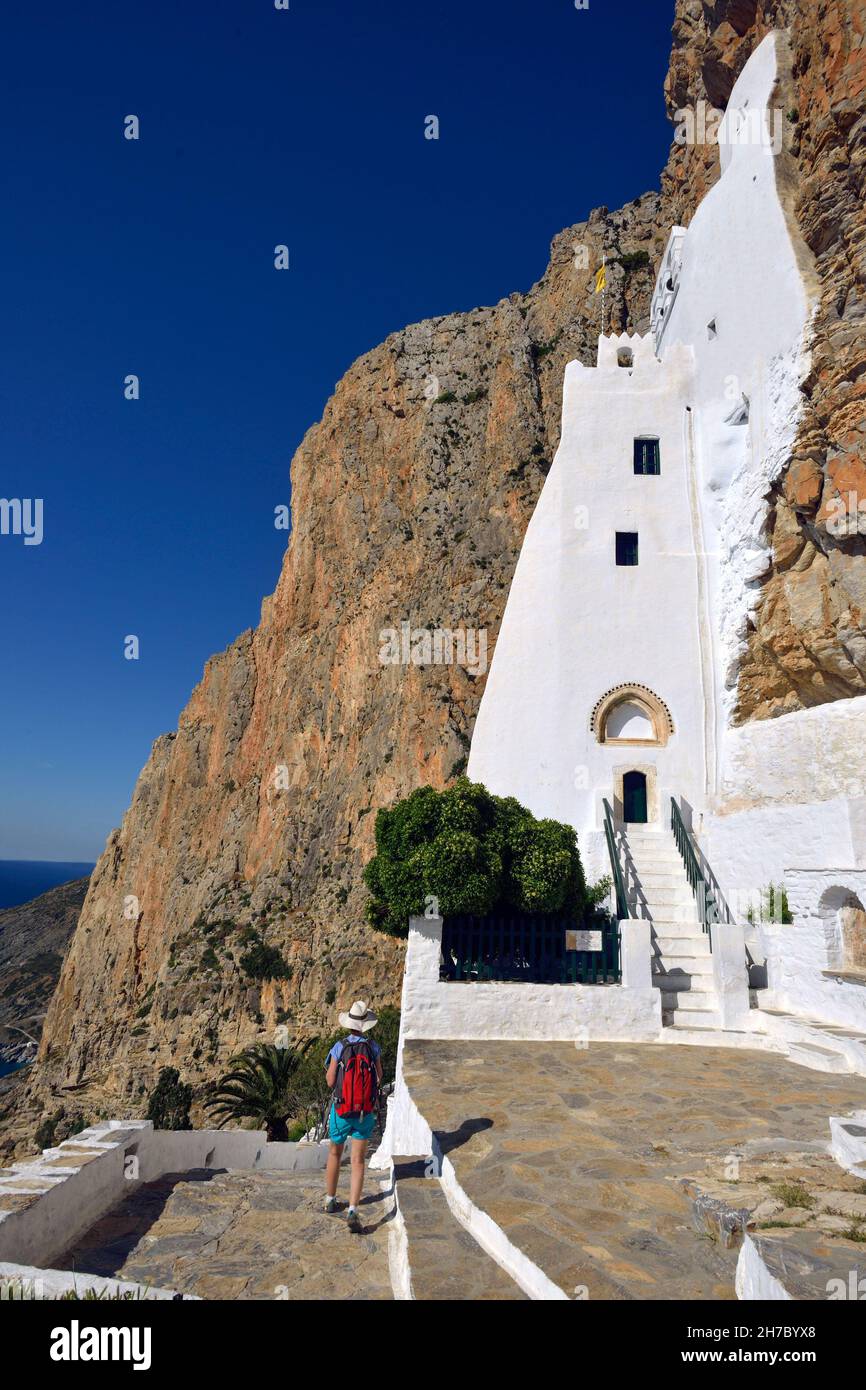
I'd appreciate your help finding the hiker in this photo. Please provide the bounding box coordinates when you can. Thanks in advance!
[323,1000,383,1232]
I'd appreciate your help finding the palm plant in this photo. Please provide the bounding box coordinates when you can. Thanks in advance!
[205,1042,306,1142]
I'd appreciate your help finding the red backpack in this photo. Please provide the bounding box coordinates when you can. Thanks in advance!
[333,1038,379,1119]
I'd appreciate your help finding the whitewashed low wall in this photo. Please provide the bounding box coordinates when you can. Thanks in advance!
[758,919,866,1033]
[401,917,661,1044]
[829,1112,866,1178]
[0,1120,327,1271]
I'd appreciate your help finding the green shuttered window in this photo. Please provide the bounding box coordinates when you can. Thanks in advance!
[634,437,661,474]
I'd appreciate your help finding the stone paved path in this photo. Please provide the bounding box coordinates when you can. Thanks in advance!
[403,1040,866,1300]
[394,1157,527,1300]
[57,1168,393,1300]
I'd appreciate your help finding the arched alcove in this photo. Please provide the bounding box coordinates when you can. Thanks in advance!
[591,684,674,747]
[818,886,866,974]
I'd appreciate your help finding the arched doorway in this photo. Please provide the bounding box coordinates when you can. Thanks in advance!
[623,770,648,824]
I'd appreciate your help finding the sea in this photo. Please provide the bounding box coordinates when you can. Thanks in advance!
[0,859,95,911]
[0,1059,28,1079]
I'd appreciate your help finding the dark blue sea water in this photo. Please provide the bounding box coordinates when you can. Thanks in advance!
[0,1059,29,1079]
[0,860,94,910]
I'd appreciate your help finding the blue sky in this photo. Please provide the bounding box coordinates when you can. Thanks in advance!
[1,0,673,861]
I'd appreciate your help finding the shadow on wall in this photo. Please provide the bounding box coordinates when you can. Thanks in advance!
[679,796,735,927]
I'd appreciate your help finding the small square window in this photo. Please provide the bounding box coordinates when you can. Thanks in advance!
[634,438,660,474]
[616,532,639,566]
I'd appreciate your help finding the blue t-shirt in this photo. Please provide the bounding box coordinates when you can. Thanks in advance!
[326,1034,381,1069]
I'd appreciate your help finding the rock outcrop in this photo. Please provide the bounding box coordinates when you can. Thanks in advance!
[0,876,89,1154]
[0,878,88,1060]
[7,0,864,1148]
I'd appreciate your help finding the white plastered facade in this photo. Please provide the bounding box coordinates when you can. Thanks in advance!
[467,33,866,1023]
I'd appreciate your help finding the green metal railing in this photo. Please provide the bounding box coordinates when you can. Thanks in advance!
[603,798,632,922]
[670,797,719,945]
[440,914,620,985]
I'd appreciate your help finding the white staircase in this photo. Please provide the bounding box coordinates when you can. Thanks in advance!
[620,828,723,1030]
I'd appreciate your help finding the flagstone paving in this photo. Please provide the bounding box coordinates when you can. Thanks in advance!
[56,1168,393,1301]
[393,1156,527,1300]
[402,1040,866,1300]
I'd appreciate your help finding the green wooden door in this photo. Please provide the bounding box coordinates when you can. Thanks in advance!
[623,771,648,823]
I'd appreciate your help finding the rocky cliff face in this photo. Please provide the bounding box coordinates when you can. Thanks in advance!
[10,198,664,1144]
[8,0,864,1148]
[0,877,88,1064]
[0,877,89,1157]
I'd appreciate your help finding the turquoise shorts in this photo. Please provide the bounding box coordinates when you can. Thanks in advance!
[328,1104,376,1145]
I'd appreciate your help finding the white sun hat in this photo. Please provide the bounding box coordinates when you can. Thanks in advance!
[338,999,378,1033]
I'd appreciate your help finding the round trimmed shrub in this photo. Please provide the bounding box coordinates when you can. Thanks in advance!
[363,777,586,936]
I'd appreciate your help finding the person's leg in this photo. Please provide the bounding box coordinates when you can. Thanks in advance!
[348,1138,368,1210]
[325,1142,344,1201]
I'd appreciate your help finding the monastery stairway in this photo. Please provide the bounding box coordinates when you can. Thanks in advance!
[620,827,723,1031]
[617,823,866,1071]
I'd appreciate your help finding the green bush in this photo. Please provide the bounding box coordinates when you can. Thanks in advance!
[34,1107,87,1151]
[363,778,586,936]
[616,250,651,273]
[745,883,793,925]
[146,1067,192,1131]
[239,940,292,981]
[373,1004,400,1085]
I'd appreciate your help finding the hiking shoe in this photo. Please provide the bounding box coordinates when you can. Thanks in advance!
[324,1196,338,1214]
[346,1208,362,1234]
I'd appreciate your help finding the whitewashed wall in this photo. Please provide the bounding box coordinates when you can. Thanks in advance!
[659,32,813,746]
[468,334,706,833]
[755,867,866,1030]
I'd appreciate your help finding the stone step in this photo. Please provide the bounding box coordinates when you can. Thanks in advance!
[659,1025,768,1048]
[751,1009,866,1078]
[650,945,711,967]
[655,984,718,1009]
[652,932,711,956]
[653,950,717,973]
[636,884,695,901]
[650,922,711,945]
[625,828,681,839]
[783,1041,852,1076]
[625,872,686,895]
[634,900,700,922]
[623,849,684,868]
[626,855,685,870]
[392,1158,526,1301]
[660,961,714,981]
[653,973,717,995]
[664,1003,723,1029]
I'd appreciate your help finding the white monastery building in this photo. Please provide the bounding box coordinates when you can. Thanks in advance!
[466,33,866,1035]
